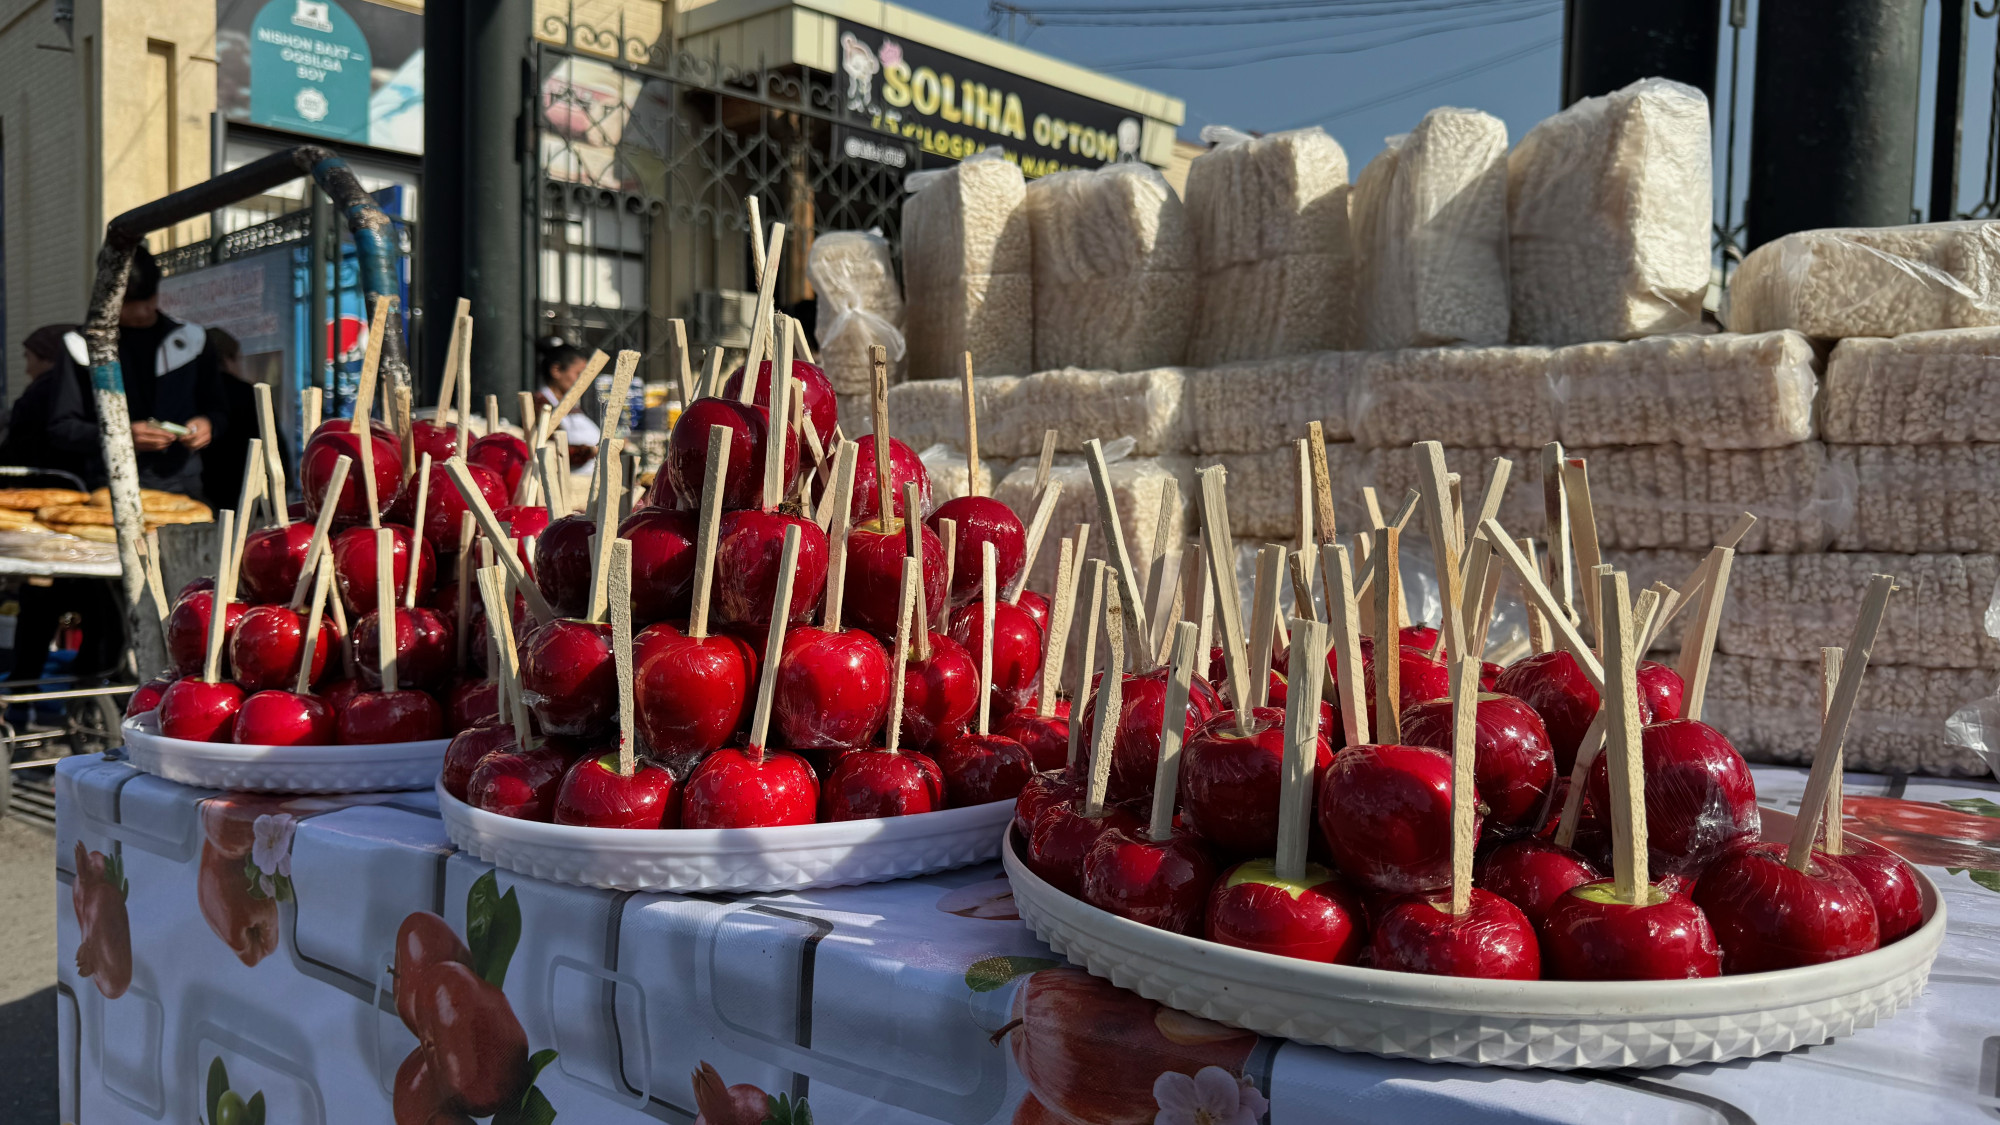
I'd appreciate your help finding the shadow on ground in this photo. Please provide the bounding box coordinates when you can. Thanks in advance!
[0,985,58,1121]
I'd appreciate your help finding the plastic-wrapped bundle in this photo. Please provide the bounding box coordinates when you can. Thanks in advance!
[1346,346,1558,450]
[1823,327,2000,443]
[1507,78,1712,345]
[1548,331,1818,450]
[1352,107,1510,350]
[1185,350,1359,454]
[1705,653,1991,777]
[1729,221,2000,340]
[883,367,1188,459]
[808,231,906,396]
[902,152,1033,381]
[1027,163,1196,372]
[917,443,1014,505]
[1183,126,1355,364]
[1830,443,2000,553]
[1609,549,2000,670]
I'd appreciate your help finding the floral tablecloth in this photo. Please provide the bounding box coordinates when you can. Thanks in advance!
[54,755,2000,1125]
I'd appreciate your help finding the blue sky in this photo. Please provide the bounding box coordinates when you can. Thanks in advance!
[893,0,2000,228]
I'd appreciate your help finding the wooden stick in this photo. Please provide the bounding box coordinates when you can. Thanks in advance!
[1307,421,1336,547]
[477,564,532,745]
[687,425,732,640]
[351,298,389,529]
[452,314,474,459]
[403,453,432,609]
[745,523,803,761]
[228,439,266,580]
[1081,579,1124,817]
[741,223,788,391]
[202,511,236,684]
[978,541,998,735]
[374,527,397,689]
[1674,545,1735,722]
[601,349,641,438]
[1322,543,1369,746]
[1441,644,1480,914]
[1198,468,1254,732]
[327,564,352,678]
[1038,537,1078,721]
[1351,489,1420,622]
[1370,527,1402,742]
[518,391,538,438]
[253,383,290,526]
[903,481,933,660]
[1821,646,1847,854]
[480,393,498,439]
[294,556,332,694]
[444,457,556,626]
[1464,534,1501,660]
[761,322,793,511]
[1788,575,1897,869]
[886,561,920,754]
[790,314,815,365]
[536,447,565,523]
[1554,582,1657,849]
[1149,537,1190,666]
[537,350,609,447]
[961,352,982,496]
[454,511,475,669]
[816,441,858,632]
[289,455,353,608]
[584,436,627,621]
[1033,429,1058,501]
[1070,561,1107,770]
[1650,513,1758,645]
[1142,477,1181,653]
[303,387,322,437]
[1479,519,1606,688]
[1563,458,1603,647]
[1007,482,1062,605]
[609,538,636,775]
[435,297,470,416]
[795,384,825,508]
[700,346,726,402]
[1277,618,1329,880]
[393,385,416,482]
[143,529,169,621]
[869,345,896,522]
[1085,438,1151,668]
[1149,621,1202,843]
[1541,442,1574,626]
[1249,546,1284,709]
[1414,442,1467,664]
[1595,569,1650,903]
[1521,537,1548,653]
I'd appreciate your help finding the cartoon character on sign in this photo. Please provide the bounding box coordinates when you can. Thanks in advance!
[1116,118,1141,163]
[842,32,879,115]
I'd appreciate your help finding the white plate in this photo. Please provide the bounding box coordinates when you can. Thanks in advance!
[121,712,450,794]
[438,781,1013,892]
[1003,809,1945,1070]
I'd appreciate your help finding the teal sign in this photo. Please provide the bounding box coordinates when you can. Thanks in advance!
[248,0,371,141]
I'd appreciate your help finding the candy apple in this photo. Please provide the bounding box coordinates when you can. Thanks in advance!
[1318,743,1474,894]
[1370,889,1540,979]
[237,522,317,604]
[1205,857,1366,963]
[227,604,331,691]
[1079,825,1217,934]
[665,398,796,512]
[995,701,1071,772]
[331,524,435,615]
[533,514,596,619]
[352,607,453,689]
[318,676,364,711]
[821,748,946,820]
[897,632,979,750]
[1474,837,1601,926]
[165,590,246,677]
[1825,840,1924,944]
[493,506,549,565]
[934,731,1035,806]
[680,745,820,828]
[301,419,402,526]
[948,598,1043,711]
[445,677,500,734]
[848,435,931,524]
[157,677,245,742]
[1400,693,1554,831]
[231,689,335,745]
[1178,705,1334,858]
[1692,842,1880,972]
[632,620,684,672]
[843,516,946,638]
[720,357,838,450]
[466,432,531,497]
[553,753,679,828]
[1083,670,1223,803]
[519,618,616,738]
[441,723,518,802]
[466,745,570,820]
[1014,769,1081,838]
[930,496,1025,604]
[1637,660,1685,723]
[635,631,756,769]
[619,506,697,623]
[1026,799,1143,896]
[1013,589,1050,635]
[388,460,507,559]
[124,675,175,717]
[409,418,458,463]
[1494,650,1655,774]
[1324,639,1453,747]
[1586,718,1759,878]
[1541,880,1722,980]
[339,689,444,743]
[773,625,892,750]
[714,510,828,625]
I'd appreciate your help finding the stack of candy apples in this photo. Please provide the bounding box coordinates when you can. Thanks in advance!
[1013,434,1925,982]
[132,298,551,749]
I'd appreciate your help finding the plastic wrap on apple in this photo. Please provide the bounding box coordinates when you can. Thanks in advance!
[1945,691,2000,784]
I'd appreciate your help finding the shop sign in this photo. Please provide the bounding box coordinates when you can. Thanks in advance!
[246,0,373,142]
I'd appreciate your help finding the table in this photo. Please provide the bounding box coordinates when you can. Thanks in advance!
[54,756,2000,1125]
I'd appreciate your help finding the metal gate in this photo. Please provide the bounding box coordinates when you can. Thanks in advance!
[534,1,919,372]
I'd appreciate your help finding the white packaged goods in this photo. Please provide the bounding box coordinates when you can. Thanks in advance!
[917,444,1013,504]
[994,450,1193,625]
[1347,346,1558,450]
[1027,163,1197,372]
[1185,351,1358,454]
[1823,327,2000,443]
[1609,549,2000,670]
[1183,126,1355,364]
[1507,78,1712,346]
[883,367,1188,459]
[809,231,906,395]
[1705,653,1991,777]
[902,152,1034,380]
[1547,330,1818,449]
[1829,443,2000,553]
[1728,220,2000,340]
[1353,108,1511,350]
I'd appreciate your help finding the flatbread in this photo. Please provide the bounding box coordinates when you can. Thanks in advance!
[40,504,213,527]
[0,488,89,511]
[86,487,208,514]
[47,524,115,543]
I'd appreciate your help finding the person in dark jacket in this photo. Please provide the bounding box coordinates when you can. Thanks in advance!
[117,245,229,501]
[0,324,103,483]
[199,329,291,509]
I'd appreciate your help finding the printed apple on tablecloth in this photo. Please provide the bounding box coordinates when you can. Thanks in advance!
[201,1057,266,1125]
[72,842,132,999]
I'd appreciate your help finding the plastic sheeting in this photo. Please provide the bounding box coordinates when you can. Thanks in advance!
[1829,443,2000,554]
[883,366,1189,460]
[1823,326,2000,443]
[902,151,1034,381]
[1353,107,1511,350]
[808,230,906,396]
[1183,126,1355,364]
[1729,220,2000,340]
[1027,163,1196,372]
[1507,78,1712,346]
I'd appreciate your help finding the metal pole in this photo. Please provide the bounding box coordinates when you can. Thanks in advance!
[1932,0,1972,221]
[1562,0,1719,107]
[420,0,467,396]
[309,183,332,414]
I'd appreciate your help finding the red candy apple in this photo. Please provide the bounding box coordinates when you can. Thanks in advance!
[1205,857,1366,963]
[665,398,796,512]
[409,418,458,463]
[1080,825,1217,935]
[1014,769,1081,838]
[466,432,531,498]
[1370,889,1540,979]
[533,514,596,619]
[1318,742,1474,894]
[948,599,1043,711]
[157,677,245,742]
[635,631,756,770]
[1400,692,1554,831]
[1325,639,1453,746]
[1637,660,1685,723]
[331,524,436,615]
[1179,706,1334,858]
[821,749,946,820]
[1825,839,1924,944]
[467,746,570,819]
[441,722,518,802]
[237,522,318,605]
[773,625,892,750]
[714,510,828,625]
[519,618,616,738]
[352,607,453,689]
[388,460,507,559]
[445,676,500,734]
[848,435,930,523]
[232,689,336,745]
[720,357,838,450]
[338,689,444,744]
[553,753,680,828]
[1541,880,1722,980]
[228,604,331,691]
[843,517,946,638]
[125,676,175,717]
[1084,670,1223,803]
[1494,650,1653,774]
[1586,718,1759,878]
[1027,799,1143,895]
[1014,589,1050,634]
[165,590,247,677]
[1474,836,1601,926]
[933,732,1035,807]
[930,496,1025,605]
[680,745,820,828]
[1692,842,1880,972]
[301,419,403,526]
[618,506,697,624]
[996,702,1071,772]
[897,632,979,750]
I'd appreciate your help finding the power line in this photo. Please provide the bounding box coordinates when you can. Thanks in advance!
[1274,32,1560,130]
[1093,4,1558,72]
